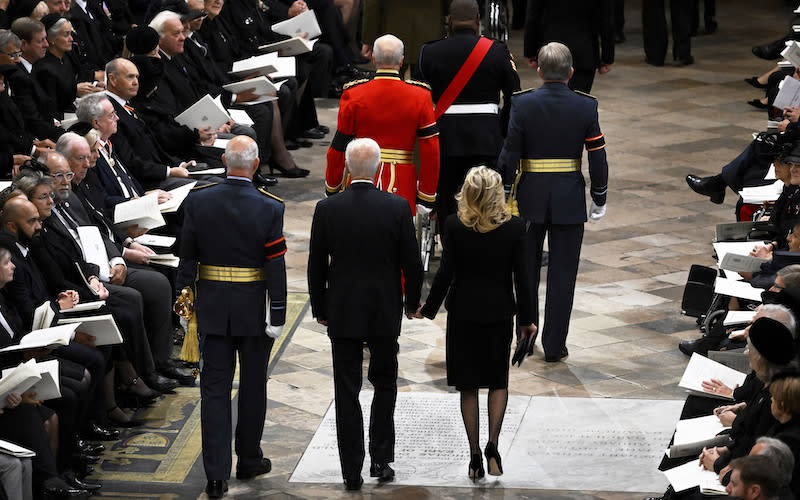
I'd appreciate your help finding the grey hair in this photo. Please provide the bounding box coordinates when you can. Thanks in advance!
[105,57,124,76]
[777,264,800,289]
[759,304,798,339]
[345,138,380,178]
[0,29,21,50]
[224,140,259,169]
[149,10,181,37]
[754,437,795,487]
[55,132,87,159]
[537,42,572,81]
[75,92,109,124]
[12,170,53,199]
[45,17,69,39]
[373,34,403,66]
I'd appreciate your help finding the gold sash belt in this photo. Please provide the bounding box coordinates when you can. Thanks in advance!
[198,265,265,282]
[521,158,580,173]
[380,148,414,163]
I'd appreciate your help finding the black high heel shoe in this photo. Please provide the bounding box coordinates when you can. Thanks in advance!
[745,76,767,89]
[268,160,310,178]
[106,406,143,428]
[468,453,484,482]
[484,442,503,476]
[748,99,768,109]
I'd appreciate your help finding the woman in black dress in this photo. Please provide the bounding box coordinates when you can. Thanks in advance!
[418,166,536,480]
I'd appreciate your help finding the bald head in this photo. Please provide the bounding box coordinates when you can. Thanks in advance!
[1,197,41,244]
[345,138,380,179]
[373,34,403,68]
[222,135,259,178]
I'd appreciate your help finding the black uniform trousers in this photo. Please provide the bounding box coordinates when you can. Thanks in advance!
[527,222,584,357]
[568,70,596,95]
[642,0,692,64]
[200,332,274,480]
[330,336,398,480]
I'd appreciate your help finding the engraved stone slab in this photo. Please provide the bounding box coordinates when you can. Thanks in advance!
[289,392,683,492]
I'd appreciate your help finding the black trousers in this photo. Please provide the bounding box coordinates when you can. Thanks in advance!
[642,0,692,63]
[200,333,274,481]
[330,336,398,480]
[568,69,596,94]
[527,222,584,357]
[124,266,174,368]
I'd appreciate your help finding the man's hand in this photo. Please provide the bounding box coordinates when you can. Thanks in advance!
[218,121,233,134]
[750,244,772,259]
[22,348,51,361]
[589,201,606,220]
[145,189,173,204]
[698,446,720,471]
[76,82,101,97]
[20,390,42,406]
[109,263,127,285]
[406,303,421,319]
[197,126,216,145]
[361,43,372,59]
[130,242,155,255]
[598,63,612,75]
[169,166,190,178]
[785,106,800,123]
[4,393,21,409]
[527,57,538,69]
[288,0,307,17]
[0,0,10,11]
[316,318,328,326]
[778,119,791,132]
[123,248,152,265]
[125,224,147,238]
[89,277,109,299]
[234,88,262,104]
[57,290,79,310]
[74,331,96,347]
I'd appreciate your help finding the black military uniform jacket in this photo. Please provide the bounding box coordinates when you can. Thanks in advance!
[418,29,520,159]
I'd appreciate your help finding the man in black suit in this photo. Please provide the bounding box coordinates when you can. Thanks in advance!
[418,0,520,223]
[177,135,287,499]
[308,138,423,490]
[498,42,608,362]
[642,0,693,66]
[524,0,614,93]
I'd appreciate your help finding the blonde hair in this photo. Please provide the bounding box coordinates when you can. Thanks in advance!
[456,166,511,233]
[84,128,101,150]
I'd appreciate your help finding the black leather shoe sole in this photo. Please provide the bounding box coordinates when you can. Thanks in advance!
[344,476,363,490]
[236,458,272,480]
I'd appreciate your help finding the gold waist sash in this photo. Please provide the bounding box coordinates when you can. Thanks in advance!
[198,265,265,282]
[521,158,580,173]
[380,148,414,163]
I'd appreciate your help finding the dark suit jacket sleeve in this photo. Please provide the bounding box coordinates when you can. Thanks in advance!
[307,200,328,321]
[598,0,615,64]
[523,0,545,59]
[399,200,423,312]
[176,197,198,292]
[265,202,287,326]
[420,216,455,319]
[498,43,521,136]
[586,100,608,206]
[498,97,523,186]
[9,74,63,142]
[112,131,169,183]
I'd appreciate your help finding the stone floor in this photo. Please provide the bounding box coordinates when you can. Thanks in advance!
[114,1,794,498]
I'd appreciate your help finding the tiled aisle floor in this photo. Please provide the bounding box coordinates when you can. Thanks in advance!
[205,1,786,498]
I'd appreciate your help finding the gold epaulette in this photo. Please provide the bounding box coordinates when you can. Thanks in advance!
[407,79,431,91]
[258,188,284,203]
[343,78,369,90]
[574,89,597,100]
[513,87,535,96]
[191,182,218,191]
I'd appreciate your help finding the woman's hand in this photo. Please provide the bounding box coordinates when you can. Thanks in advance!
[699,446,720,470]
[701,378,733,398]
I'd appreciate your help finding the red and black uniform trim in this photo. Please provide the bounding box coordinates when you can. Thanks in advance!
[265,236,287,260]
[331,130,355,152]
[585,134,605,152]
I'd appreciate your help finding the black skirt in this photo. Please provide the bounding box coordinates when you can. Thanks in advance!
[446,315,513,391]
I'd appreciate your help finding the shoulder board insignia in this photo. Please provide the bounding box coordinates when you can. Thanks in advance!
[343,78,369,90]
[407,79,431,91]
[191,182,218,191]
[574,89,597,100]
[258,188,284,203]
[513,88,535,96]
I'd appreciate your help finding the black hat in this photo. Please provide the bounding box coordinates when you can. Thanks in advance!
[40,13,63,34]
[181,9,207,23]
[129,55,163,98]
[781,141,800,164]
[125,26,160,56]
[749,316,796,365]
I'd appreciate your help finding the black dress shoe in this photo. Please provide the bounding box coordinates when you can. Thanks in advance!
[752,43,782,60]
[678,336,723,356]
[158,365,196,386]
[677,55,694,66]
[544,347,569,363]
[369,462,395,482]
[745,76,767,89]
[343,476,363,491]
[645,58,664,67]
[316,125,330,134]
[63,471,102,492]
[704,19,717,34]
[301,128,325,139]
[253,172,279,188]
[748,99,768,110]
[41,476,90,499]
[145,373,178,393]
[615,32,626,43]
[205,480,227,499]
[236,457,272,480]
[685,174,725,204]
[76,439,104,455]
[268,160,310,178]
[84,423,120,441]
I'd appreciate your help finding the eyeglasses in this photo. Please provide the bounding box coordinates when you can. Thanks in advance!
[104,111,119,119]
[49,171,75,181]
[1,51,21,58]
[33,192,55,201]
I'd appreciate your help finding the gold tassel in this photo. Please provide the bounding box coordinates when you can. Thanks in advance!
[506,167,523,217]
[174,287,200,363]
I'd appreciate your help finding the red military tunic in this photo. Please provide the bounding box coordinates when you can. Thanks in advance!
[326,69,440,215]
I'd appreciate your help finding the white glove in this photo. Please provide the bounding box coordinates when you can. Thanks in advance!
[416,204,432,216]
[179,317,189,333]
[265,324,283,339]
[589,201,606,220]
